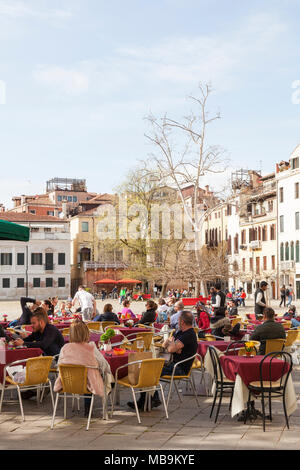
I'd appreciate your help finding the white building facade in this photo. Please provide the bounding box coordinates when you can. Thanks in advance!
[0,214,71,300]
[276,146,300,301]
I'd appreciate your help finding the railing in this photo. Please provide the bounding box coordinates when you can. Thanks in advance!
[250,240,262,250]
[280,261,295,270]
[83,261,128,271]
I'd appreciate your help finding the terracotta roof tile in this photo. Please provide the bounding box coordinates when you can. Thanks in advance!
[0,212,67,222]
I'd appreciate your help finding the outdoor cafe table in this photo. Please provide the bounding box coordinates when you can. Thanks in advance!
[112,327,150,338]
[0,347,43,384]
[197,340,231,359]
[100,349,131,379]
[219,355,297,418]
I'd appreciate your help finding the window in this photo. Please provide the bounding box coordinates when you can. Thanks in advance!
[234,234,239,254]
[73,196,77,202]
[58,278,65,288]
[280,243,284,261]
[1,253,12,265]
[262,226,267,241]
[256,257,260,274]
[30,210,36,214]
[250,258,253,271]
[227,205,232,216]
[45,253,54,271]
[82,222,89,232]
[17,253,25,265]
[279,188,284,203]
[296,212,300,230]
[291,241,295,261]
[31,253,42,265]
[58,253,65,265]
[285,242,289,261]
[270,224,276,240]
[295,183,299,199]
[63,196,67,201]
[242,258,246,271]
[272,255,276,270]
[241,230,246,244]
[296,241,300,263]
[68,196,72,202]
[280,215,284,233]
[291,157,299,169]
[44,228,51,232]
[268,200,273,212]
[2,278,10,288]
[33,278,40,288]
[227,236,232,255]
[46,278,53,288]
[263,256,267,270]
[47,211,54,216]
[58,196,62,202]
[17,278,25,288]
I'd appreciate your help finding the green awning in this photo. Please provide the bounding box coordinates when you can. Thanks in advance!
[0,219,30,242]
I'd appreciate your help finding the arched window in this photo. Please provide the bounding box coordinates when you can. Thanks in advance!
[280,243,284,261]
[285,242,289,261]
[291,241,295,261]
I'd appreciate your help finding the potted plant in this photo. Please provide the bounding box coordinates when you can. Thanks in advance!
[100,328,116,352]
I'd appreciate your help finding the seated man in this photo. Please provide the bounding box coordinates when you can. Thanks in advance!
[211,307,241,339]
[169,301,186,333]
[227,300,238,317]
[13,308,65,356]
[127,311,198,410]
[250,307,286,355]
[9,297,41,328]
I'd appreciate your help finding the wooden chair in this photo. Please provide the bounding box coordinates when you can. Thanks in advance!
[265,339,286,355]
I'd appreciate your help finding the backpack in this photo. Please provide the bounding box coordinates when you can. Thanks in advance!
[286,289,290,296]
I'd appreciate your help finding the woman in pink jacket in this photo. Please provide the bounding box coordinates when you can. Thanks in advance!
[54,319,111,417]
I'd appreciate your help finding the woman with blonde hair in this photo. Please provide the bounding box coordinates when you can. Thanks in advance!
[54,319,111,417]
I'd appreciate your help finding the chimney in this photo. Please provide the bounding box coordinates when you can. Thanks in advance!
[62,203,67,218]
[0,204,5,213]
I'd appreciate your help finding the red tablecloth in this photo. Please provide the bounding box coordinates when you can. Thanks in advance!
[0,348,43,383]
[113,327,150,338]
[53,322,73,330]
[0,321,9,329]
[100,350,130,378]
[220,355,290,387]
[133,294,151,300]
[197,340,231,358]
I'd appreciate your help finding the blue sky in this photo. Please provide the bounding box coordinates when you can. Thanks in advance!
[1,0,300,207]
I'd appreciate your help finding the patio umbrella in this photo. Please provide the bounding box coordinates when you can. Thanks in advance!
[117,278,142,284]
[94,278,117,284]
[0,219,30,242]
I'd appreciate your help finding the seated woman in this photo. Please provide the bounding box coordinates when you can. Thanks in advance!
[211,307,241,340]
[196,302,211,338]
[54,301,67,318]
[138,300,157,326]
[120,300,137,321]
[157,298,168,322]
[93,303,120,324]
[54,320,112,416]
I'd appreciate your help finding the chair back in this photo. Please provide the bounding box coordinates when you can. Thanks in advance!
[208,346,225,383]
[24,356,53,386]
[62,328,70,336]
[193,327,199,336]
[265,339,286,355]
[225,341,245,356]
[282,320,292,329]
[136,358,165,388]
[58,364,89,395]
[99,321,118,331]
[131,332,153,351]
[231,316,242,327]
[285,330,298,347]
[87,322,101,331]
[205,334,216,341]
[258,351,292,390]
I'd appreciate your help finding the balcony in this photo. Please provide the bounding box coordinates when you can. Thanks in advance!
[250,240,262,250]
[280,261,295,271]
[30,232,70,240]
[83,261,128,271]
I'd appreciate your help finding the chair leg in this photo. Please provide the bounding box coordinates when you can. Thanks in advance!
[48,382,54,410]
[166,381,173,410]
[86,395,94,431]
[261,392,266,432]
[210,386,218,419]
[229,387,234,411]
[283,394,290,429]
[17,387,25,422]
[190,376,200,407]
[269,391,272,421]
[174,381,183,403]
[244,391,251,424]
[64,393,67,419]
[159,384,169,419]
[51,393,59,430]
[131,389,141,424]
[111,382,118,418]
[0,386,5,413]
[215,387,223,423]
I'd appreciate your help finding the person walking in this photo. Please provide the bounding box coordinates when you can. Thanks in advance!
[72,286,96,322]
[254,281,268,320]
[279,285,286,308]
[286,284,293,307]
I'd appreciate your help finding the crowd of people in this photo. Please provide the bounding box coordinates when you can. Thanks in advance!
[1,280,298,415]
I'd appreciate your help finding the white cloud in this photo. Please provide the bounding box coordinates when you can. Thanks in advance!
[0,1,72,21]
[33,65,89,95]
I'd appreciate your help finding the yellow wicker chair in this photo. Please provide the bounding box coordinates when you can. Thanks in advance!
[111,358,168,423]
[0,356,54,421]
[231,316,242,327]
[99,321,119,332]
[284,330,299,349]
[125,332,154,351]
[204,334,216,341]
[51,364,96,431]
[265,338,286,355]
[160,354,200,411]
[86,322,101,331]
[62,328,70,336]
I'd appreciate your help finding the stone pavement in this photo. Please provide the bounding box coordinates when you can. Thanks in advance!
[1,365,300,450]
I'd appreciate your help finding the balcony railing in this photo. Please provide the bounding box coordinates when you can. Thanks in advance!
[280,261,295,271]
[83,261,128,271]
[250,240,262,250]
